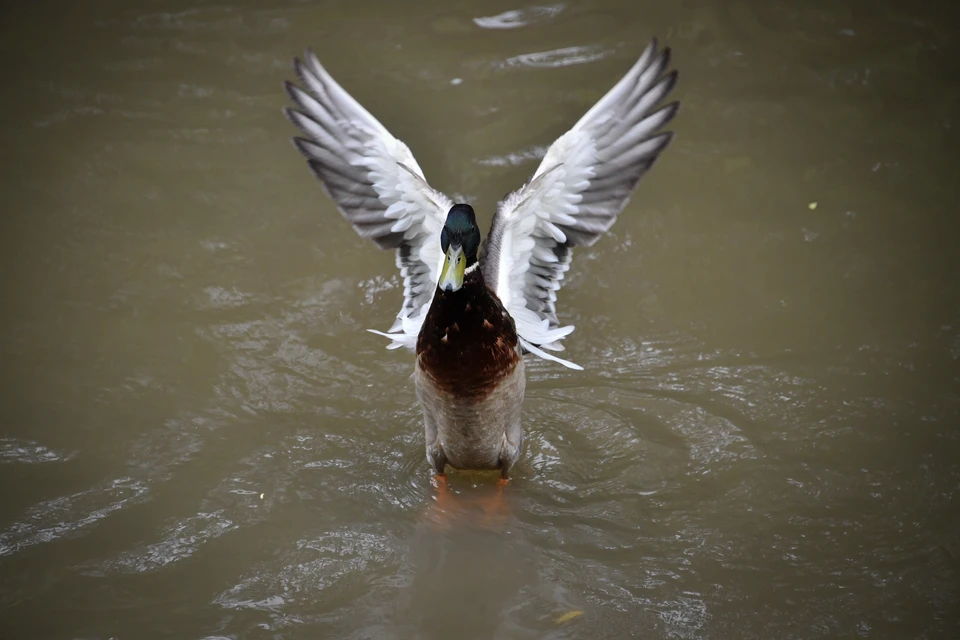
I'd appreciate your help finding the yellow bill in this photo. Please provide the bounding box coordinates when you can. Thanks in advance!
[438,245,465,292]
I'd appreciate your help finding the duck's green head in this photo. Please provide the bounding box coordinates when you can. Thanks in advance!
[438,204,480,292]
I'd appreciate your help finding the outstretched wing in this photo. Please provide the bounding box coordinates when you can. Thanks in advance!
[481,39,679,369]
[284,50,452,349]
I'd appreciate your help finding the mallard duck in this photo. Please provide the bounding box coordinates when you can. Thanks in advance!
[284,39,678,480]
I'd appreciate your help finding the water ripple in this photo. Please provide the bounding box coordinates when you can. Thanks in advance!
[473,4,565,30]
[0,438,77,464]
[496,45,613,70]
[0,479,150,557]
[0,412,219,558]
[215,527,399,620]
[99,510,238,573]
[476,145,548,167]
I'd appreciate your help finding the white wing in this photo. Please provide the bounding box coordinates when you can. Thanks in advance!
[284,50,453,349]
[481,39,679,370]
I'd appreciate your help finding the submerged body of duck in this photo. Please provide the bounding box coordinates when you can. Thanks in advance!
[284,39,678,479]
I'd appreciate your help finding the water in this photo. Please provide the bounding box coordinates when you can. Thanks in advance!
[2,0,959,638]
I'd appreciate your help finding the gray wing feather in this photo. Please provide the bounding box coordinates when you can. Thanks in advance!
[284,50,452,347]
[481,39,678,362]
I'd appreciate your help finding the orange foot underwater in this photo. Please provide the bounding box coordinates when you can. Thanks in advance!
[425,473,513,530]
[479,476,511,523]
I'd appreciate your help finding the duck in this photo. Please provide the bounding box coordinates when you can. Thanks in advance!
[283,39,678,481]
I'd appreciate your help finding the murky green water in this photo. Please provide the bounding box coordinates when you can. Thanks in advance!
[2,1,959,638]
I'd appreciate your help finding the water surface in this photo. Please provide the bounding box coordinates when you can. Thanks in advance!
[1,0,959,638]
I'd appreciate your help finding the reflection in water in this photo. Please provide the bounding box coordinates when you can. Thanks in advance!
[405,526,531,639]
[1,0,959,638]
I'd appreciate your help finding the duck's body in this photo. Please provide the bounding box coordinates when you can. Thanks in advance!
[283,39,679,478]
[415,250,525,477]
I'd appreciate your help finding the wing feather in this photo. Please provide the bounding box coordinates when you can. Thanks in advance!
[481,39,679,369]
[284,50,453,349]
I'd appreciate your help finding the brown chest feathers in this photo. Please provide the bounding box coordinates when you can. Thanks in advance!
[416,274,520,402]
